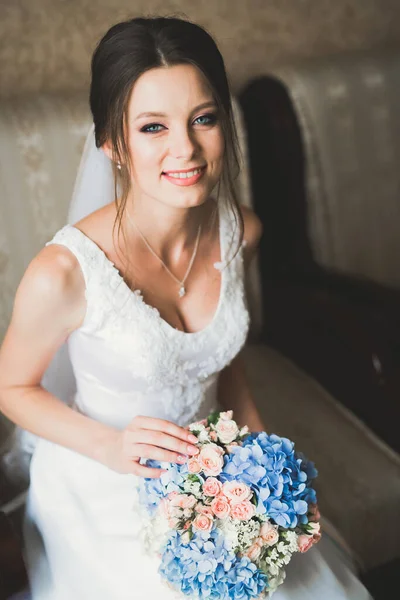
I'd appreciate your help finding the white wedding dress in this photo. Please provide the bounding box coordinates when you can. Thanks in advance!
[22,196,373,600]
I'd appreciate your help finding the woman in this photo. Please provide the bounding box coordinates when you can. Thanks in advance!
[0,16,371,600]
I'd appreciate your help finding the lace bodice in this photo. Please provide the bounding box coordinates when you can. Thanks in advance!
[45,200,250,427]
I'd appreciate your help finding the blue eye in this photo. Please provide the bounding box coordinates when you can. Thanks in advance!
[140,113,218,134]
[194,113,217,126]
[140,123,164,134]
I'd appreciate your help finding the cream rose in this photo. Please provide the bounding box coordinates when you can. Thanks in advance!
[222,481,252,504]
[203,477,222,497]
[215,418,239,444]
[230,500,255,521]
[219,410,233,420]
[211,495,231,519]
[198,443,224,477]
[307,522,321,536]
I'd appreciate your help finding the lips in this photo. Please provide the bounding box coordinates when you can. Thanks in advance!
[162,166,206,186]
[163,165,206,175]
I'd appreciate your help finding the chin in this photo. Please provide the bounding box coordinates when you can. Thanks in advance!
[169,190,211,210]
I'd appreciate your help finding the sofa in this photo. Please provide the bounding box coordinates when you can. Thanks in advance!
[1,48,400,597]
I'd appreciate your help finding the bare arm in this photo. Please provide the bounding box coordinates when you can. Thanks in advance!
[0,244,198,477]
[217,205,266,432]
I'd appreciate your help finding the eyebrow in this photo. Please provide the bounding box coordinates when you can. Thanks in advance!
[133,100,217,121]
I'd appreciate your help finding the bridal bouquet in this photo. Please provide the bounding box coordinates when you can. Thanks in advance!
[137,411,321,599]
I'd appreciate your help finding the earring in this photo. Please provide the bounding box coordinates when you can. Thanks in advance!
[116,161,122,170]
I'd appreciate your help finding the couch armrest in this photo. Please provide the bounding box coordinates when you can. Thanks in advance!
[262,275,400,453]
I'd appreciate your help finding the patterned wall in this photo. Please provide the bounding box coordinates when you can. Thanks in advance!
[1,0,400,98]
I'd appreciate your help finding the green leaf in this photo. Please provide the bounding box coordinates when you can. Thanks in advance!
[187,474,201,483]
[207,411,221,426]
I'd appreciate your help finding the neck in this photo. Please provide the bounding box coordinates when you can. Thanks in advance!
[122,194,213,264]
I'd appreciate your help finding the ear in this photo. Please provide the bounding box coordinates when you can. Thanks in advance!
[101,140,114,162]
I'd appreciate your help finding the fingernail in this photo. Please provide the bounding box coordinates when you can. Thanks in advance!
[188,445,199,455]
[177,455,187,463]
[188,434,198,443]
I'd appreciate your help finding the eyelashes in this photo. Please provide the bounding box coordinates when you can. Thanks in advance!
[140,112,218,134]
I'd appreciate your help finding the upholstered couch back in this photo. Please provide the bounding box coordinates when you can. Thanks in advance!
[270,48,400,289]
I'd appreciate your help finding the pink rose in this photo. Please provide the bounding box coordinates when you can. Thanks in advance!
[219,410,233,420]
[203,477,222,497]
[260,522,279,546]
[168,517,180,529]
[308,503,321,523]
[246,541,262,561]
[209,431,218,442]
[230,500,255,521]
[195,503,214,517]
[192,514,213,532]
[170,494,197,510]
[198,444,224,477]
[188,458,202,474]
[211,495,231,519]
[222,481,252,505]
[297,534,314,553]
[215,418,239,444]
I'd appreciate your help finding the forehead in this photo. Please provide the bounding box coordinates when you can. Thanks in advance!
[128,64,214,118]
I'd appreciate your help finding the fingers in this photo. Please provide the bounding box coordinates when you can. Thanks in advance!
[127,429,199,458]
[130,443,187,465]
[130,416,198,444]
[131,462,166,479]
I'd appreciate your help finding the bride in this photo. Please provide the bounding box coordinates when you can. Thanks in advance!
[0,16,372,600]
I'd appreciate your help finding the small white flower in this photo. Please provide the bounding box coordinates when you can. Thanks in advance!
[198,429,211,443]
[183,480,201,496]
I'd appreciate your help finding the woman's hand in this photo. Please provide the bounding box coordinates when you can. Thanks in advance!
[101,415,199,477]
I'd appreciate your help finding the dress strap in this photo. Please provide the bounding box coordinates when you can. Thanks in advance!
[45,225,111,332]
[45,225,94,288]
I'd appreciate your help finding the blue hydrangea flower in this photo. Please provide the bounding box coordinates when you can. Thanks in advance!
[139,458,192,514]
[222,433,318,527]
[159,528,267,599]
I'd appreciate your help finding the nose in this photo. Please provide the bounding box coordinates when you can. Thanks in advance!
[169,126,197,159]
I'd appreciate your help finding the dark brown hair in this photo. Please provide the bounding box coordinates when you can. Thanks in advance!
[89,15,243,274]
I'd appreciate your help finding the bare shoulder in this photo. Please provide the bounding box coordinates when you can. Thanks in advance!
[239,204,263,264]
[0,244,87,389]
[14,242,86,335]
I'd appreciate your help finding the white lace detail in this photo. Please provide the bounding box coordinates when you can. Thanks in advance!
[45,201,250,426]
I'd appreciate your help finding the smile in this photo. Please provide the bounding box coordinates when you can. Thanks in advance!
[162,166,206,186]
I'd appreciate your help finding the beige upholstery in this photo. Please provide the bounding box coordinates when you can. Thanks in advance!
[242,344,400,571]
[272,48,400,289]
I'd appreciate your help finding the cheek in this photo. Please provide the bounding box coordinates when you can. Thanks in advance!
[207,130,225,163]
[129,134,164,172]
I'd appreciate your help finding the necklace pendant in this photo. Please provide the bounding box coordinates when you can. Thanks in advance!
[179,285,186,298]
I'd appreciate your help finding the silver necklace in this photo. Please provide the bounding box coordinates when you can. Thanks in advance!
[126,211,202,298]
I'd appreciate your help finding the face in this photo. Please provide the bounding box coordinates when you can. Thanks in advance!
[109,63,225,210]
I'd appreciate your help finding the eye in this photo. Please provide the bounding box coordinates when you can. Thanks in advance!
[194,113,218,126]
[140,123,165,134]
